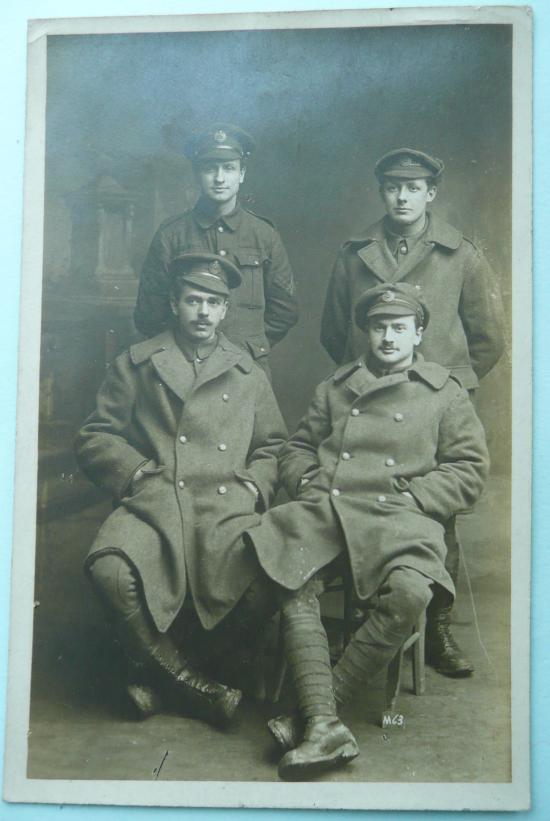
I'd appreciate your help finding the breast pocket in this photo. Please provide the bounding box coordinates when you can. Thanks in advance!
[233,250,266,308]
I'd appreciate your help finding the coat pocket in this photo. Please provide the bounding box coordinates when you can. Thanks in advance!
[233,250,266,307]
[234,470,263,511]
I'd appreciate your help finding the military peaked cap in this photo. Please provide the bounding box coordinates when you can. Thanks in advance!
[375,148,444,182]
[170,252,242,297]
[184,123,255,163]
[355,282,430,330]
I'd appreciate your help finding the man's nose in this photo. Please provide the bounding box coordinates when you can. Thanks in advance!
[397,187,408,201]
[198,301,210,315]
[214,167,225,182]
[383,326,396,341]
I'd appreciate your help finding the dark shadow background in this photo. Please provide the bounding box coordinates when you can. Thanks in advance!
[31,23,512,779]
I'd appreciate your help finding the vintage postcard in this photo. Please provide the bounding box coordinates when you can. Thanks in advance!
[3,5,531,811]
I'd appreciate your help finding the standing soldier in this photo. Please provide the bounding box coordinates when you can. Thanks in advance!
[320,148,504,677]
[134,124,299,373]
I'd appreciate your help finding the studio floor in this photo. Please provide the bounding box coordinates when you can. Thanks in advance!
[27,475,511,784]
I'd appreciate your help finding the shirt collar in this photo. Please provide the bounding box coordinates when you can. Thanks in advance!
[193,198,243,232]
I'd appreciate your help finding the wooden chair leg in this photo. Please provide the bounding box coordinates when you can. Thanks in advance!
[412,611,426,696]
[385,646,405,712]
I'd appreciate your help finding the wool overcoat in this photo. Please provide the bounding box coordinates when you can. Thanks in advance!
[134,200,299,369]
[75,331,287,633]
[248,355,489,601]
[320,213,505,389]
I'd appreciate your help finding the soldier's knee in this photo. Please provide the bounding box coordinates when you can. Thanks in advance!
[385,569,433,626]
[87,553,141,617]
[279,577,324,617]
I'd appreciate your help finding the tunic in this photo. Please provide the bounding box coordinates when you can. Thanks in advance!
[134,200,299,368]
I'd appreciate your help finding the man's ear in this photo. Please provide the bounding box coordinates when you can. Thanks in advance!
[239,165,246,184]
[414,326,424,346]
[169,293,178,316]
[221,299,229,319]
[427,186,437,203]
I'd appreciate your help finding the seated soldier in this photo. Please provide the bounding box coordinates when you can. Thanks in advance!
[75,252,286,727]
[246,282,490,779]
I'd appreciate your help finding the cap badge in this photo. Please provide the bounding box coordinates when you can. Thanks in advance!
[214,130,227,143]
[209,261,222,275]
[382,290,396,303]
[399,156,420,167]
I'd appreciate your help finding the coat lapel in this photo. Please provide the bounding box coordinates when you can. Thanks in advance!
[150,344,196,404]
[334,359,408,401]
[356,241,397,282]
[191,336,252,394]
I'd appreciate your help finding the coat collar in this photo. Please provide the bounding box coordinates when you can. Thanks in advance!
[129,331,253,402]
[349,212,462,283]
[332,352,450,396]
[349,212,462,251]
[193,198,243,232]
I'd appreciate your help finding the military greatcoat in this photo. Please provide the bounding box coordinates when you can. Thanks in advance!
[134,200,299,367]
[248,354,489,600]
[75,331,287,633]
[320,213,505,389]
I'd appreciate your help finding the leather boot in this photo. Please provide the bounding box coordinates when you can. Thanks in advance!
[125,658,163,720]
[425,597,474,677]
[425,521,474,677]
[121,607,242,727]
[278,716,359,781]
[268,713,302,752]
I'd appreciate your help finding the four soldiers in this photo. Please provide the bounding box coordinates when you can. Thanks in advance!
[79,130,503,779]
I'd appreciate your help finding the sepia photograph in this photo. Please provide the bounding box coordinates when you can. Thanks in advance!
[3,5,531,811]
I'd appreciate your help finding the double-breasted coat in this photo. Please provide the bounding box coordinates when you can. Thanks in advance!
[248,354,489,600]
[134,200,299,369]
[75,331,287,633]
[320,213,505,389]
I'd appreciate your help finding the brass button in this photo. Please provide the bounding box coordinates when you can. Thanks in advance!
[386,458,395,467]
[218,226,224,233]
[342,452,351,461]
[253,259,260,266]
[219,249,227,256]
[218,443,227,452]
[178,480,185,489]
[394,413,404,422]
[351,408,360,417]
[332,488,341,497]
[377,495,386,503]
[222,393,229,402]
[218,485,227,495]
[179,435,188,444]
